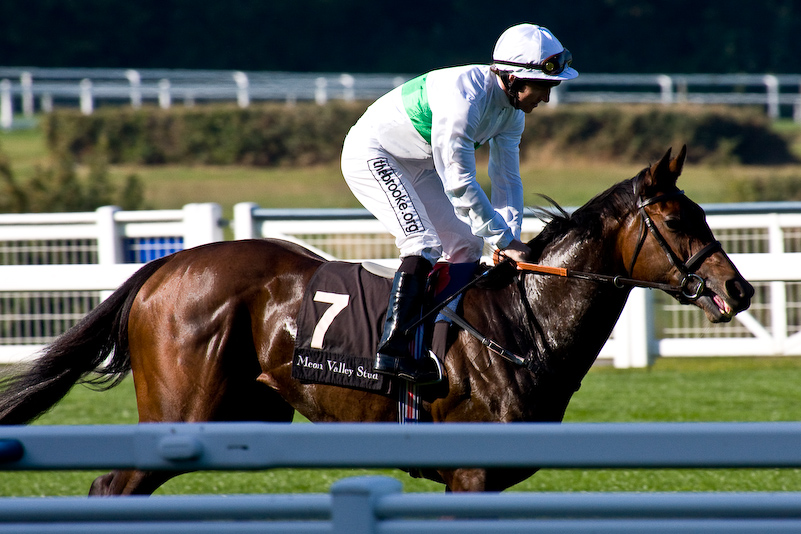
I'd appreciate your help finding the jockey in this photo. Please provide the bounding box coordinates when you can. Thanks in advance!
[340,23,579,384]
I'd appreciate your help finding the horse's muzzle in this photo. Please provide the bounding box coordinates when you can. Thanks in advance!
[700,275,754,323]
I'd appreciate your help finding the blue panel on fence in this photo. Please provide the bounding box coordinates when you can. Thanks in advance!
[124,237,183,263]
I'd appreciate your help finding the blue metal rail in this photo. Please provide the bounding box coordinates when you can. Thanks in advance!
[3,422,801,533]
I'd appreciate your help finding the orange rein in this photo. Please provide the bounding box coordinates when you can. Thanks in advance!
[514,262,568,278]
[492,250,684,294]
[492,250,569,278]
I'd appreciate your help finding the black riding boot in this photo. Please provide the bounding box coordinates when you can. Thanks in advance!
[374,256,442,384]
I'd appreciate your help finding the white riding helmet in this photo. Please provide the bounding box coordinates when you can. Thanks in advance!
[492,23,578,81]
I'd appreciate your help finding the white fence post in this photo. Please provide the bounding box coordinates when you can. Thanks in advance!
[764,74,780,119]
[768,213,788,352]
[0,79,11,129]
[233,71,250,108]
[20,72,33,117]
[330,476,401,534]
[96,205,123,265]
[40,93,53,113]
[182,203,223,249]
[125,69,142,109]
[315,77,328,105]
[79,78,93,115]
[233,202,258,240]
[340,73,355,102]
[795,96,801,125]
[550,84,560,107]
[96,205,123,302]
[158,79,171,109]
[612,287,654,368]
[658,74,673,105]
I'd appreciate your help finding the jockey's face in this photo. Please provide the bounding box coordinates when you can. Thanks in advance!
[511,77,559,113]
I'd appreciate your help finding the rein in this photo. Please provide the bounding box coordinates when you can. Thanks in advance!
[407,187,724,381]
[510,188,722,302]
[513,260,683,293]
[445,188,725,378]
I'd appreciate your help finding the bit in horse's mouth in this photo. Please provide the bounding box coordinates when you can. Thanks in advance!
[692,292,735,323]
[701,293,734,322]
[713,294,732,316]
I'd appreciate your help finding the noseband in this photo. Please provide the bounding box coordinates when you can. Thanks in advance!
[629,189,721,302]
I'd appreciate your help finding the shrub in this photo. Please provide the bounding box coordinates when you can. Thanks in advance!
[44,102,369,166]
[728,175,801,202]
[522,105,796,165]
[44,102,796,168]
[0,141,144,213]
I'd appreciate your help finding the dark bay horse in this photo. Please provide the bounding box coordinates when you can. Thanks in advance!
[0,146,753,494]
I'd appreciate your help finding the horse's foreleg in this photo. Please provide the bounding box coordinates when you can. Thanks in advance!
[89,470,180,496]
[442,467,539,492]
[441,468,487,492]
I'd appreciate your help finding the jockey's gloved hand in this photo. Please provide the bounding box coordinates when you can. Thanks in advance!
[494,239,531,265]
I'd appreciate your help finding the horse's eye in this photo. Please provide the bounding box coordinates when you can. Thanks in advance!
[664,218,682,232]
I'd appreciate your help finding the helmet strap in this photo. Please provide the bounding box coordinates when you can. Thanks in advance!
[492,67,524,110]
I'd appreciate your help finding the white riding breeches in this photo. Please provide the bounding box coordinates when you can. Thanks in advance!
[341,124,484,265]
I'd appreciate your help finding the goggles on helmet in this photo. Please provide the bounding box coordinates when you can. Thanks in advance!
[494,49,573,76]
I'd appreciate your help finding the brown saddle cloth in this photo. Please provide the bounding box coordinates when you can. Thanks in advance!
[292,261,395,395]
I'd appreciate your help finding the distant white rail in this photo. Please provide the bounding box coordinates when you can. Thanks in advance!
[1,68,801,129]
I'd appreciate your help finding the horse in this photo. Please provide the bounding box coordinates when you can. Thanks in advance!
[0,146,753,494]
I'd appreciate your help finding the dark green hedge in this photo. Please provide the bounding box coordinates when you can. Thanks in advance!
[44,102,369,166]
[522,105,797,165]
[44,102,796,167]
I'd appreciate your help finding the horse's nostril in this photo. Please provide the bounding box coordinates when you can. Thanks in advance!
[726,278,755,301]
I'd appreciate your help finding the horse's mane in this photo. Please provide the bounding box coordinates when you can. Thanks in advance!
[527,171,644,261]
[479,171,645,289]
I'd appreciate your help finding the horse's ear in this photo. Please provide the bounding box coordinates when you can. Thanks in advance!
[644,147,682,191]
[643,147,672,189]
[669,144,687,175]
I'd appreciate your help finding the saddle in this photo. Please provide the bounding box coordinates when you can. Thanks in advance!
[291,261,471,396]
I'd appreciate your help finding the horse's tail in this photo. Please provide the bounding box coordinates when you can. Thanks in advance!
[0,256,171,425]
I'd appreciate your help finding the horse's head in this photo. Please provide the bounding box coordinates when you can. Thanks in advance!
[621,145,754,322]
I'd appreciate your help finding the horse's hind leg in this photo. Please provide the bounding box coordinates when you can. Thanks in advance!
[89,470,180,496]
[89,271,294,496]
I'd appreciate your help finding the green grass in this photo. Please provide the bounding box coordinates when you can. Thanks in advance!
[2,357,801,496]
[3,125,801,221]
[1,124,801,496]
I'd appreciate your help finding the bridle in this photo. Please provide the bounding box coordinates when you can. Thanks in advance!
[628,187,721,302]
[510,187,722,302]
[407,185,724,382]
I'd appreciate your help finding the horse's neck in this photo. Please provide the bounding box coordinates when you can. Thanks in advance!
[523,227,631,369]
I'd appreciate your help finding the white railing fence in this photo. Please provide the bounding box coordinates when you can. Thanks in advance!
[2,68,801,130]
[0,201,797,367]
[2,422,801,532]
[0,203,223,363]
[234,201,801,368]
